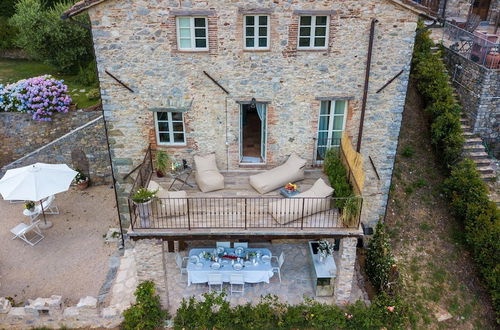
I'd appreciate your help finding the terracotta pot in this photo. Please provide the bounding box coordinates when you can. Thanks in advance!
[77,180,89,190]
[157,170,165,178]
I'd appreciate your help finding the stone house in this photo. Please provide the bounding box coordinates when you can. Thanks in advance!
[62,0,428,305]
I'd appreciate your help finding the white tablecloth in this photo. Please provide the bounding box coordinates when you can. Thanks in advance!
[187,248,274,286]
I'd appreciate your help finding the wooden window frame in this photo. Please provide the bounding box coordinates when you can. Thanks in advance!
[176,16,209,51]
[297,15,329,50]
[155,112,187,146]
[243,15,270,50]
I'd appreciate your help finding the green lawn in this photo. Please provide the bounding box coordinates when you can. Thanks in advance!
[0,58,99,109]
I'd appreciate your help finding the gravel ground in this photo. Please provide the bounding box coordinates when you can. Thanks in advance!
[0,185,118,305]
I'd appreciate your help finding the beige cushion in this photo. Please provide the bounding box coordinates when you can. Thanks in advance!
[194,154,225,193]
[161,190,188,216]
[148,180,169,199]
[269,178,333,225]
[249,153,306,194]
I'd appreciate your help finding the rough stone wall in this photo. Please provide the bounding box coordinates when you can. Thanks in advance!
[88,0,418,228]
[1,116,112,185]
[443,48,500,156]
[0,111,102,168]
[334,237,357,304]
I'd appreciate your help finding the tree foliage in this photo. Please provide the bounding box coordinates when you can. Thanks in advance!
[10,0,94,73]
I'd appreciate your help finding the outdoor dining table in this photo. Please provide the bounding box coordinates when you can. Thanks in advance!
[187,248,274,286]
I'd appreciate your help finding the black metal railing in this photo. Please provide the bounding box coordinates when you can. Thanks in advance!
[443,22,500,69]
[128,145,153,197]
[129,196,362,231]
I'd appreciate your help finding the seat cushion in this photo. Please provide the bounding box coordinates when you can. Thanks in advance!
[194,154,219,173]
[195,170,225,193]
[148,180,169,199]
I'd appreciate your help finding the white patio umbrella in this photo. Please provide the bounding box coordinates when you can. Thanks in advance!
[0,163,78,228]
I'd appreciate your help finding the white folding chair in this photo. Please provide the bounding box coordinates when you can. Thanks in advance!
[23,195,59,222]
[271,251,285,283]
[216,242,231,248]
[10,220,44,246]
[229,273,245,295]
[175,253,189,275]
[208,273,223,292]
[233,242,248,249]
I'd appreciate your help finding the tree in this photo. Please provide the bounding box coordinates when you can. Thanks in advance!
[10,0,94,73]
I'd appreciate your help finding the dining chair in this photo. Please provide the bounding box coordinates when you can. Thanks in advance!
[208,273,223,292]
[229,273,245,295]
[175,252,189,275]
[216,242,231,248]
[233,242,248,249]
[271,251,285,283]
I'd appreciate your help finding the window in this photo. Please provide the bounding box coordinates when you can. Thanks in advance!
[316,100,347,161]
[176,17,208,51]
[155,112,186,145]
[298,15,328,49]
[244,15,270,49]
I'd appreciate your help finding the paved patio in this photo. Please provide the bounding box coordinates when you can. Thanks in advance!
[0,185,118,305]
[164,241,368,315]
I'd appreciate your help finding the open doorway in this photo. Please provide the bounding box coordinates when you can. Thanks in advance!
[240,102,267,163]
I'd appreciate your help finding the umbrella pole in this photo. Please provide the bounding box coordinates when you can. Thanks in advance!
[40,199,47,225]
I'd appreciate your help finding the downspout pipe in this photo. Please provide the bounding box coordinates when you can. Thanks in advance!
[61,12,126,249]
[356,18,377,153]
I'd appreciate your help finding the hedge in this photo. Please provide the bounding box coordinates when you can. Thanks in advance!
[413,21,500,323]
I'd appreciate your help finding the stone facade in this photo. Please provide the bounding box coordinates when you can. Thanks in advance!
[86,0,419,228]
[442,47,500,156]
[334,237,358,304]
[0,111,101,168]
[1,115,113,185]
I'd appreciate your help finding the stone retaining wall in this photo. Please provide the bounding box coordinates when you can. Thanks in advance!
[1,115,112,185]
[443,48,500,157]
[0,111,101,167]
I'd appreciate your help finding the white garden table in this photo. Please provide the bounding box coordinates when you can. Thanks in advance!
[187,248,274,286]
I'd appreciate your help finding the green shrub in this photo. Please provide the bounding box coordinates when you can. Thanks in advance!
[122,281,168,330]
[174,292,408,330]
[86,88,101,101]
[76,62,98,86]
[430,111,464,165]
[0,19,18,50]
[323,148,353,198]
[366,222,397,293]
[10,0,94,73]
[131,188,157,204]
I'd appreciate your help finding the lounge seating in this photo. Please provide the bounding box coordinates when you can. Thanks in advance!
[194,154,224,193]
[249,153,307,194]
[148,180,187,216]
[11,220,45,246]
[269,178,334,225]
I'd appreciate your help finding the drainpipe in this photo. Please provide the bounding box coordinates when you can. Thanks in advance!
[61,12,125,249]
[356,18,377,153]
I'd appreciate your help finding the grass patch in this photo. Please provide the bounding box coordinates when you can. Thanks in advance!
[401,144,416,157]
[419,222,433,231]
[0,58,99,108]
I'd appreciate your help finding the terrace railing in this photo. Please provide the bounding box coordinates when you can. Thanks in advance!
[442,22,500,69]
[128,145,153,197]
[128,195,362,231]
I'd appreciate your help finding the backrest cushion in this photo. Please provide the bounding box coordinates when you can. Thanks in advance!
[148,180,161,191]
[308,178,334,197]
[194,153,219,173]
[284,153,307,169]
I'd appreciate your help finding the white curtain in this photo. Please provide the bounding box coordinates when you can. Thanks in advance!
[256,103,266,121]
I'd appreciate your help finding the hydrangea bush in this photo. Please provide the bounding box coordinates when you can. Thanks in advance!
[0,75,71,121]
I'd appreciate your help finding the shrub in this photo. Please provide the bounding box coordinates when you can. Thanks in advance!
[0,19,18,50]
[174,292,408,330]
[131,188,157,203]
[323,148,353,199]
[366,222,397,293]
[86,88,101,101]
[430,111,464,165]
[10,0,94,73]
[0,75,71,121]
[122,281,167,330]
[401,145,415,158]
[76,62,98,86]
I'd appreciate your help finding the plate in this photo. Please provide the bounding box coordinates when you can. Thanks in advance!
[216,246,225,254]
[211,262,221,270]
[235,246,245,255]
[233,263,243,271]
[261,255,271,263]
[195,262,203,269]
[190,255,199,264]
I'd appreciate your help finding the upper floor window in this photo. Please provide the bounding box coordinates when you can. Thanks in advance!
[244,15,270,50]
[155,112,186,145]
[176,16,208,51]
[298,15,328,49]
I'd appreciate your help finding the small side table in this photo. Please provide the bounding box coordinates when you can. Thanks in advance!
[168,166,194,191]
[279,188,301,198]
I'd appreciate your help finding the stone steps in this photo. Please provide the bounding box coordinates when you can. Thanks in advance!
[480,173,496,182]
[463,143,485,153]
[466,151,489,159]
[464,137,483,146]
[473,158,492,166]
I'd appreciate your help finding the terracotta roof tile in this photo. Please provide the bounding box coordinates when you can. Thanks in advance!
[62,0,108,18]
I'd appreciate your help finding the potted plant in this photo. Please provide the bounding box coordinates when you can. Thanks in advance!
[155,151,170,178]
[317,240,334,263]
[24,201,35,212]
[131,188,158,227]
[74,169,89,190]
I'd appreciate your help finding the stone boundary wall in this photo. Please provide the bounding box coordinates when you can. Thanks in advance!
[0,49,31,60]
[1,115,113,185]
[0,247,137,329]
[442,48,500,157]
[0,111,102,168]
